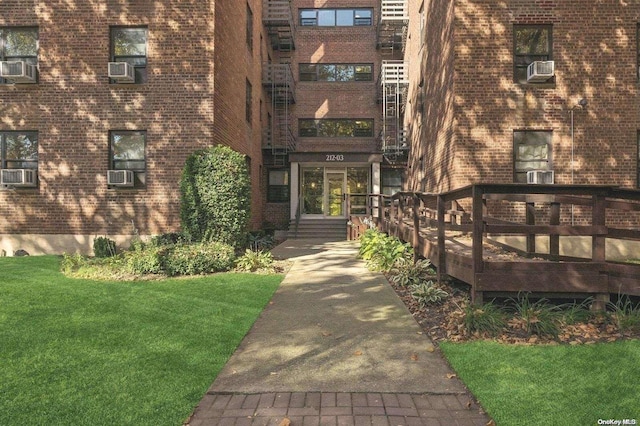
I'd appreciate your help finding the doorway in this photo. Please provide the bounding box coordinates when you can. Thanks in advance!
[300,167,369,218]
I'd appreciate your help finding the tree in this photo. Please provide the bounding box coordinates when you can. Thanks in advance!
[179,145,251,248]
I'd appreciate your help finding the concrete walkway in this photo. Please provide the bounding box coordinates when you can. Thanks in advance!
[187,239,490,426]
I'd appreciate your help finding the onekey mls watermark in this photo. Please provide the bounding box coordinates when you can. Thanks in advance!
[597,420,637,425]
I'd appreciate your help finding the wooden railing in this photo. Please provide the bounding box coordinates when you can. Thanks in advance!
[360,184,640,307]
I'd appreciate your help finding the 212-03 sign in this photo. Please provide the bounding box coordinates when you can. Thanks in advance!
[325,154,344,162]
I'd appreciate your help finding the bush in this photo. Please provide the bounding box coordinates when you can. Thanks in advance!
[409,281,449,306]
[247,231,275,252]
[235,249,274,272]
[124,245,167,275]
[93,236,116,258]
[390,258,435,287]
[508,293,562,338]
[149,232,190,247]
[463,302,507,336]
[358,228,412,272]
[180,145,250,248]
[608,296,640,333]
[163,241,236,276]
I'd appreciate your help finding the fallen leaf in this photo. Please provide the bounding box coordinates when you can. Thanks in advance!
[410,353,419,361]
[426,346,435,353]
[279,418,291,426]
[466,400,472,409]
[354,350,363,356]
[486,420,496,426]
[270,372,278,375]
[446,373,457,379]
[321,332,332,337]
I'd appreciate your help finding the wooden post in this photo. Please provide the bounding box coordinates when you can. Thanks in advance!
[591,193,609,310]
[526,201,536,255]
[549,202,560,261]
[436,194,446,284]
[397,195,404,238]
[377,195,384,231]
[471,186,484,305]
[412,194,421,263]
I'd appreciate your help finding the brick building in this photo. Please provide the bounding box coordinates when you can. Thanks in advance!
[405,0,640,194]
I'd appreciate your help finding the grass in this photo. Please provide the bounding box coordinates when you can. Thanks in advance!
[0,256,282,425]
[441,340,640,425]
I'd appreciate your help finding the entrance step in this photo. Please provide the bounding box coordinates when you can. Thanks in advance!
[288,218,347,240]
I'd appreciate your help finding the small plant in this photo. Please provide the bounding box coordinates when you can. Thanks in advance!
[93,236,117,258]
[124,245,166,275]
[508,293,562,338]
[608,296,640,333]
[358,228,412,272]
[60,252,88,275]
[463,301,506,336]
[163,241,236,276]
[149,232,189,247]
[559,299,594,325]
[410,281,449,306]
[247,231,275,252]
[235,249,274,272]
[390,258,435,287]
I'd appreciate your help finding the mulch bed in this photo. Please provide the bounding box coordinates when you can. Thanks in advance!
[387,275,640,346]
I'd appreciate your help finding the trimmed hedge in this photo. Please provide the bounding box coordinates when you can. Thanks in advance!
[179,145,251,248]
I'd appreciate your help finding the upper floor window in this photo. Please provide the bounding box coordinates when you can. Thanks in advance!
[514,130,552,183]
[110,27,147,84]
[299,119,374,138]
[514,25,552,84]
[0,28,38,84]
[246,79,252,123]
[300,9,373,27]
[0,131,38,187]
[109,131,146,188]
[246,3,254,51]
[299,63,373,82]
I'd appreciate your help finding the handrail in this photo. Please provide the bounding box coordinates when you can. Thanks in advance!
[294,193,303,238]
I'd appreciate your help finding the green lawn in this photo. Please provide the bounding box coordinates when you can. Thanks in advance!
[0,256,281,425]
[441,340,640,425]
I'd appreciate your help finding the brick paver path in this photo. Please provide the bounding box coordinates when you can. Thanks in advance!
[187,392,489,426]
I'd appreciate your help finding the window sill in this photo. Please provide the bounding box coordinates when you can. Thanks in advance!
[517,82,556,90]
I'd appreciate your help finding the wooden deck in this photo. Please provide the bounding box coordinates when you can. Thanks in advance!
[351,184,640,307]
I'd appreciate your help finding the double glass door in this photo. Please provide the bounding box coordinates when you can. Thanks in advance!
[301,167,368,217]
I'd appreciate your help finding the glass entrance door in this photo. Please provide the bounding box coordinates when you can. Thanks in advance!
[301,168,324,215]
[326,171,346,217]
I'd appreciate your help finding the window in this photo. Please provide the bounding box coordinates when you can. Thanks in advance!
[299,63,372,82]
[246,3,253,51]
[0,131,38,171]
[110,27,147,84]
[382,169,403,196]
[419,3,425,46]
[0,27,38,84]
[299,9,373,27]
[514,25,552,84]
[514,130,552,183]
[268,170,289,202]
[246,79,252,123]
[298,119,374,138]
[110,131,146,188]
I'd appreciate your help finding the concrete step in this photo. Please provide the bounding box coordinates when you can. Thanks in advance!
[288,219,347,240]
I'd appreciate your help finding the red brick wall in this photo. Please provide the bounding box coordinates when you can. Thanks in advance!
[0,0,267,241]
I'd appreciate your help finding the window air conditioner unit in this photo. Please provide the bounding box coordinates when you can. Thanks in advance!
[527,61,555,83]
[107,170,134,186]
[0,61,36,83]
[1,169,37,187]
[527,170,554,184]
[108,62,135,83]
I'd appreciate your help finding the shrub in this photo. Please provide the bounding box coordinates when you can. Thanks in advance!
[559,299,594,325]
[410,281,449,306]
[508,293,562,338]
[463,302,507,336]
[235,249,274,272]
[358,228,412,272]
[163,241,235,276]
[608,296,640,333]
[93,236,116,258]
[149,232,190,247]
[124,245,166,275]
[390,258,435,287]
[180,145,250,248]
[247,231,275,252]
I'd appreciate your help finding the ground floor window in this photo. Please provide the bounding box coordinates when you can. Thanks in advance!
[268,169,289,202]
[109,130,146,188]
[514,130,552,183]
[0,131,38,186]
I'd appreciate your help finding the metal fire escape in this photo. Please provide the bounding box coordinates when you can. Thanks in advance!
[262,0,296,52]
[262,63,296,166]
[377,1,409,163]
[376,0,408,55]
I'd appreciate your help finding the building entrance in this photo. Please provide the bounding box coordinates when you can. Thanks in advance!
[300,167,369,218]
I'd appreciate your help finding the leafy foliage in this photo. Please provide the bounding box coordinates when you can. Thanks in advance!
[409,281,449,306]
[235,249,274,272]
[608,296,640,333]
[507,293,562,338]
[124,244,166,275]
[93,236,116,258]
[390,258,435,287]
[179,145,250,248]
[163,241,236,277]
[463,301,507,336]
[247,231,275,252]
[358,228,412,272]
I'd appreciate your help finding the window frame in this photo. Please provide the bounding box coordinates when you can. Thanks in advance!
[0,131,38,171]
[0,27,39,84]
[110,26,148,84]
[246,3,253,51]
[298,63,373,82]
[299,8,373,27]
[109,130,146,188]
[513,130,553,183]
[298,119,374,138]
[246,79,253,124]
[513,24,553,84]
[267,169,290,203]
